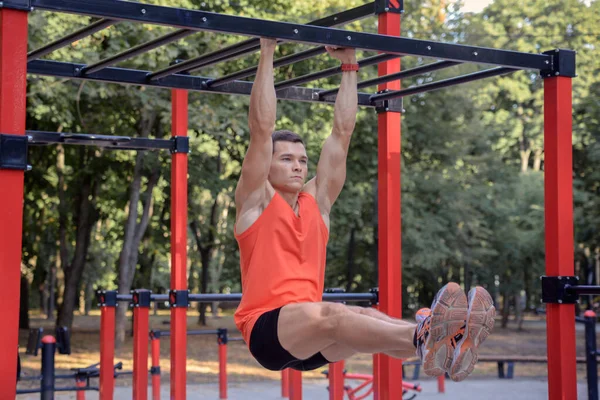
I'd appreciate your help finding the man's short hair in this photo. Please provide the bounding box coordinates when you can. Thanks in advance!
[272,130,304,150]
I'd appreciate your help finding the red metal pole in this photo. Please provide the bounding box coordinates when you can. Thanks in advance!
[76,375,87,400]
[218,342,227,399]
[377,6,403,400]
[170,89,189,400]
[372,353,380,400]
[289,369,302,400]
[281,369,290,398]
[328,361,345,400]
[544,76,577,400]
[133,299,150,400]
[437,375,445,393]
[99,304,116,400]
[0,8,27,400]
[151,336,161,400]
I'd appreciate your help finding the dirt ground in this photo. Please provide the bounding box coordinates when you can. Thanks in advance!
[16,309,595,392]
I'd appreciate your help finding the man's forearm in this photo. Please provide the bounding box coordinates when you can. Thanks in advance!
[249,42,277,137]
[332,69,358,138]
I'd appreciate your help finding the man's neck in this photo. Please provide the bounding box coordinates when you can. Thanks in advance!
[276,190,300,210]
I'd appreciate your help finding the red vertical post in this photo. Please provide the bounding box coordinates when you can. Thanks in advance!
[76,376,87,400]
[377,5,403,400]
[437,375,445,393]
[281,369,290,398]
[289,369,302,400]
[132,290,150,400]
[372,353,380,400]
[99,301,116,400]
[0,8,27,400]
[170,89,189,400]
[328,361,345,400]
[150,335,161,400]
[544,76,577,400]
[218,342,227,399]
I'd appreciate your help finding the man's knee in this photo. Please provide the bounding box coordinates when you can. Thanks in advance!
[317,302,350,335]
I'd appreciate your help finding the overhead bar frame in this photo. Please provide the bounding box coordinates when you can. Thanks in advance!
[21,0,552,70]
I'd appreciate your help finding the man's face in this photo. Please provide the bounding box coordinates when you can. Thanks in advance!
[268,141,308,192]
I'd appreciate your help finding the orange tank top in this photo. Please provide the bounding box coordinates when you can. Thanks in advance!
[233,191,329,345]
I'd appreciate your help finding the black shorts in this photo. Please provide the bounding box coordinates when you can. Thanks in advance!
[249,306,330,371]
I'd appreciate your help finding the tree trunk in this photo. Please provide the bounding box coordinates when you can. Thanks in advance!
[190,195,219,326]
[115,151,160,347]
[533,149,542,171]
[501,289,510,328]
[20,275,30,330]
[57,177,96,330]
[345,227,356,293]
[56,145,68,320]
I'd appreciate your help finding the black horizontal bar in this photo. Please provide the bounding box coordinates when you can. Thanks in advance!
[206,3,375,87]
[26,131,173,151]
[29,0,551,70]
[322,292,378,302]
[275,54,399,90]
[318,60,461,98]
[27,60,392,110]
[116,294,133,301]
[566,285,600,296]
[370,67,516,102]
[147,2,374,81]
[189,293,243,302]
[207,47,327,88]
[27,19,114,62]
[82,29,195,75]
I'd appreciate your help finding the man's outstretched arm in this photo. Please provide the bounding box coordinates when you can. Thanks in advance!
[235,39,277,208]
[314,47,358,215]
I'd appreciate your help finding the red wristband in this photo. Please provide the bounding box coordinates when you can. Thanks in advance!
[341,63,359,72]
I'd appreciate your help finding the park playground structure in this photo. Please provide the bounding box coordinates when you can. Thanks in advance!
[0,0,586,399]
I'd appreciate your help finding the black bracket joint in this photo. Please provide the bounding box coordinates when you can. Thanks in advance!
[217,328,228,345]
[171,136,190,154]
[0,134,30,171]
[150,366,161,375]
[97,290,118,307]
[132,289,152,308]
[374,91,404,114]
[541,276,579,304]
[374,0,404,14]
[169,289,189,308]
[369,287,380,306]
[540,49,577,79]
[149,330,162,340]
[0,0,33,11]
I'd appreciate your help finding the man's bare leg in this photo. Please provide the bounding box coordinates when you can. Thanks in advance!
[277,302,417,361]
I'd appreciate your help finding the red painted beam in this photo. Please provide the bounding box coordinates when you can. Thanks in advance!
[219,343,227,399]
[151,337,161,400]
[544,76,577,400]
[377,9,403,400]
[0,9,27,400]
[289,369,302,400]
[99,305,116,400]
[133,305,150,400]
[170,89,189,400]
[328,360,345,400]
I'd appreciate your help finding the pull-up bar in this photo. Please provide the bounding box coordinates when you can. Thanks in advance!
[27,18,115,61]
[146,2,375,81]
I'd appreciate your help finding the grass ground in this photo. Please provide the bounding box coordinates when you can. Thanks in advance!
[16,309,595,391]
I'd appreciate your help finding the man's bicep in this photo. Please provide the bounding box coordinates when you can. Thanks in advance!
[316,134,349,212]
[236,136,273,204]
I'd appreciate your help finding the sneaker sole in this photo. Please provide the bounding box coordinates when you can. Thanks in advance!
[423,282,468,376]
[449,286,495,382]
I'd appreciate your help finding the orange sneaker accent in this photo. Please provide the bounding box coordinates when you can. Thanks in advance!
[415,282,468,377]
[449,286,496,382]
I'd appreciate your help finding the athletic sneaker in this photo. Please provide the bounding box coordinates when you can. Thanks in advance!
[414,282,469,377]
[449,286,496,382]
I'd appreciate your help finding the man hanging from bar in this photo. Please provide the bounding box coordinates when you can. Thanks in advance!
[233,38,495,381]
